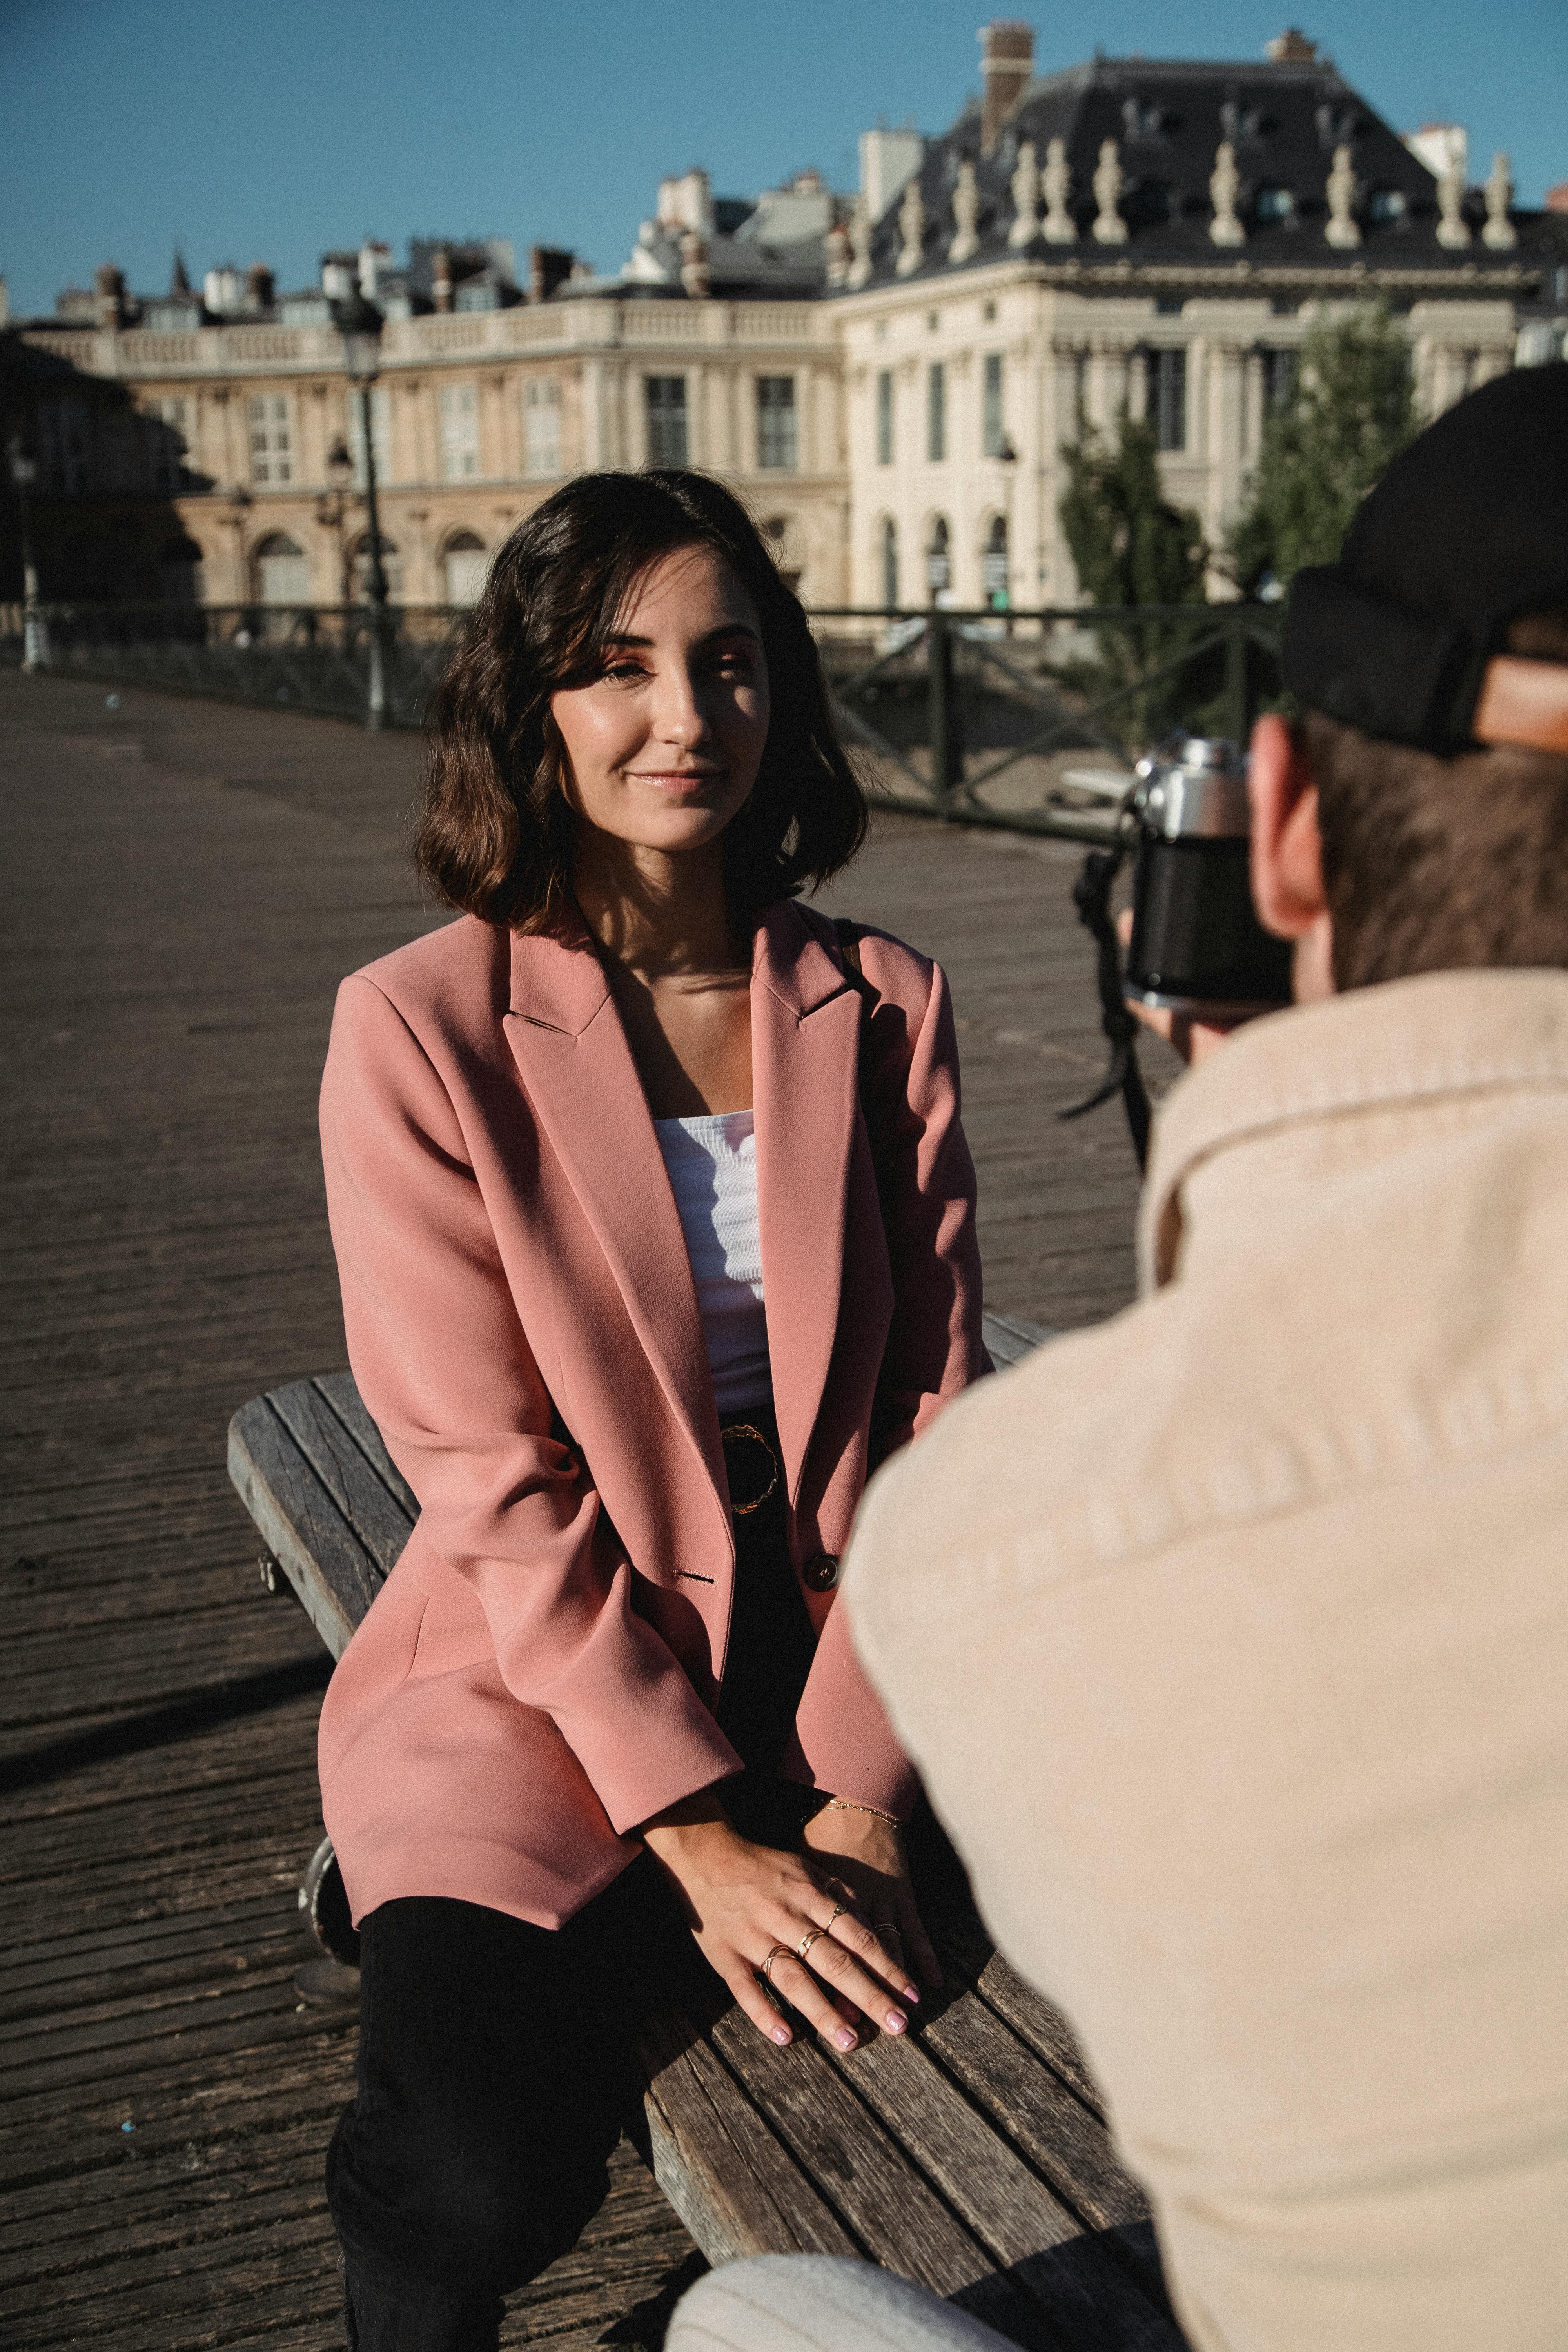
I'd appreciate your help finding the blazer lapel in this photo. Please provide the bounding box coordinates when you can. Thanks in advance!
[501,923,726,1503]
[752,904,862,1507]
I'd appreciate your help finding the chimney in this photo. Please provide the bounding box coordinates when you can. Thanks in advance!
[246,263,275,311]
[530,244,575,302]
[94,263,127,329]
[980,21,1034,157]
[432,246,453,311]
[1265,27,1319,62]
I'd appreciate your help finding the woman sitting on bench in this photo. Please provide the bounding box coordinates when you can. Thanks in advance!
[316,469,986,2352]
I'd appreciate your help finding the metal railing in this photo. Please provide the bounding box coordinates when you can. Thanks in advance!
[1,599,1284,842]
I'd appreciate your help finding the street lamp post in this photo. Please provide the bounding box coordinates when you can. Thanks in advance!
[331,291,390,729]
[7,437,45,673]
[316,435,355,610]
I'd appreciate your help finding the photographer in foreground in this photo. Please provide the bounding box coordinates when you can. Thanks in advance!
[672,364,1568,2352]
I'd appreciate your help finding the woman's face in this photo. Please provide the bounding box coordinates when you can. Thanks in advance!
[550,545,770,860]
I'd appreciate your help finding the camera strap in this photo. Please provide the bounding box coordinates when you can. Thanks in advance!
[1059,844,1151,1172]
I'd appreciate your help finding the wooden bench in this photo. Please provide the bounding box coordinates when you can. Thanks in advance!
[228,1320,1186,2348]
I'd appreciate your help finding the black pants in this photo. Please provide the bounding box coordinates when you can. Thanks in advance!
[330,1403,818,2352]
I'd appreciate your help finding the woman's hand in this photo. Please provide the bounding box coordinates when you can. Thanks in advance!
[802,1800,942,1995]
[642,1791,922,2051]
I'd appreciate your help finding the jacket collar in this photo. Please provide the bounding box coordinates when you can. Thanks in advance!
[502,899,862,1512]
[1139,967,1568,1290]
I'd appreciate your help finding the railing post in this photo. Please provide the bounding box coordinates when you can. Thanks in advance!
[1223,609,1249,748]
[927,613,953,809]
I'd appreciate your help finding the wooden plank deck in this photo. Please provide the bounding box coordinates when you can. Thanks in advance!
[0,671,1175,2350]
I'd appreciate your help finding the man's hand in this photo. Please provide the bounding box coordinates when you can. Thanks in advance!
[1115,909,1250,1069]
[641,1791,921,2051]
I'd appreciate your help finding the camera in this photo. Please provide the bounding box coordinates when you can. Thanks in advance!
[1123,735,1293,1020]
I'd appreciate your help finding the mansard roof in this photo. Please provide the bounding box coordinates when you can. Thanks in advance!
[851,52,1544,293]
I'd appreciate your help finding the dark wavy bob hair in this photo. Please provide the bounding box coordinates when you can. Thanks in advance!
[412,470,868,933]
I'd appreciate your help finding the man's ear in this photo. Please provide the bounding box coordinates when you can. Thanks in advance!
[1250,712,1334,1002]
[1249,713,1328,937]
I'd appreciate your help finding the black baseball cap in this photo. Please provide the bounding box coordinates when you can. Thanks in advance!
[1283,361,1568,756]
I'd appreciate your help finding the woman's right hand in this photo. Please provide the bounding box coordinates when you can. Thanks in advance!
[642,1791,922,2051]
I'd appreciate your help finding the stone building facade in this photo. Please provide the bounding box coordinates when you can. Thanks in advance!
[833,29,1561,611]
[18,292,845,608]
[11,28,1564,616]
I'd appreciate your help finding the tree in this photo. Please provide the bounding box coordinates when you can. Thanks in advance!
[1229,307,1419,595]
[1056,410,1209,746]
[1058,409,1209,610]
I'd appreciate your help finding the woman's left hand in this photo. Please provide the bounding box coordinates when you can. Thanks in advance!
[802,1802,943,1994]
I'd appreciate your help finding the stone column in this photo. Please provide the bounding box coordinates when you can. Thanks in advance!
[581,358,606,468]
[1207,339,1247,555]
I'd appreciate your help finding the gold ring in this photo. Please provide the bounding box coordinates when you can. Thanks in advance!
[796,1928,826,1964]
[759,1944,791,1985]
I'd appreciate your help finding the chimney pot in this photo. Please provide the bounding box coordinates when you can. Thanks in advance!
[979,20,1034,157]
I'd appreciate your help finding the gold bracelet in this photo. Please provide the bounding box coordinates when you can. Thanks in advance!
[825,1797,902,1828]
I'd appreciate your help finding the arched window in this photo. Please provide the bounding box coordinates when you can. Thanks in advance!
[443,532,489,606]
[252,531,309,606]
[348,533,403,604]
[880,518,899,613]
[159,533,205,606]
[982,515,1009,610]
[926,515,951,602]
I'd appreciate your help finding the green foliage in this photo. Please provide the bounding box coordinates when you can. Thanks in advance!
[1229,307,1419,594]
[1056,410,1211,747]
[1058,410,1209,610]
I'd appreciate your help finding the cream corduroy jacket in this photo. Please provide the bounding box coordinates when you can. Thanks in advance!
[847,968,1568,2352]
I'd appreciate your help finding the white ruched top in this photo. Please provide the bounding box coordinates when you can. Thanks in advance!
[653,1110,772,1411]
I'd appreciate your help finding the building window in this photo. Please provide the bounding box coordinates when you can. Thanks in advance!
[439,383,480,481]
[927,362,946,463]
[756,376,797,470]
[524,377,561,477]
[147,397,190,492]
[41,400,91,492]
[876,370,894,465]
[1149,348,1186,453]
[1261,347,1299,416]
[247,394,293,486]
[443,532,489,606]
[252,530,310,604]
[348,387,392,488]
[1254,184,1293,224]
[983,354,1005,458]
[926,515,951,599]
[645,376,689,466]
[880,517,899,612]
[982,515,1008,609]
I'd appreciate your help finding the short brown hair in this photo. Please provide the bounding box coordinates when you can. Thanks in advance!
[1305,610,1568,991]
[412,470,867,933]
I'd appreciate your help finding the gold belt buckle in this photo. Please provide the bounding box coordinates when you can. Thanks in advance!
[722,1421,779,1516]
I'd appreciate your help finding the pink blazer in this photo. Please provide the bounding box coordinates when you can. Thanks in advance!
[316,897,985,1929]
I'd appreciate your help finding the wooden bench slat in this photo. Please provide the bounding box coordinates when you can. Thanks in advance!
[939,1907,1105,2116]
[226,1399,377,1659]
[919,1991,1147,2237]
[312,1372,419,1520]
[981,1310,1055,1368]
[708,2002,1004,2301]
[637,2000,861,2265]
[825,2018,1086,2261]
[268,1377,415,1578]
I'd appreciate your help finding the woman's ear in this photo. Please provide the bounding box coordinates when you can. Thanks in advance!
[1249,713,1334,1002]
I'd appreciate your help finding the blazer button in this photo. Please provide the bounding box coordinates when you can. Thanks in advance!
[802,1552,839,1592]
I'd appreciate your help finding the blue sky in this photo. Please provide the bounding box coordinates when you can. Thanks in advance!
[3,0,1563,319]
